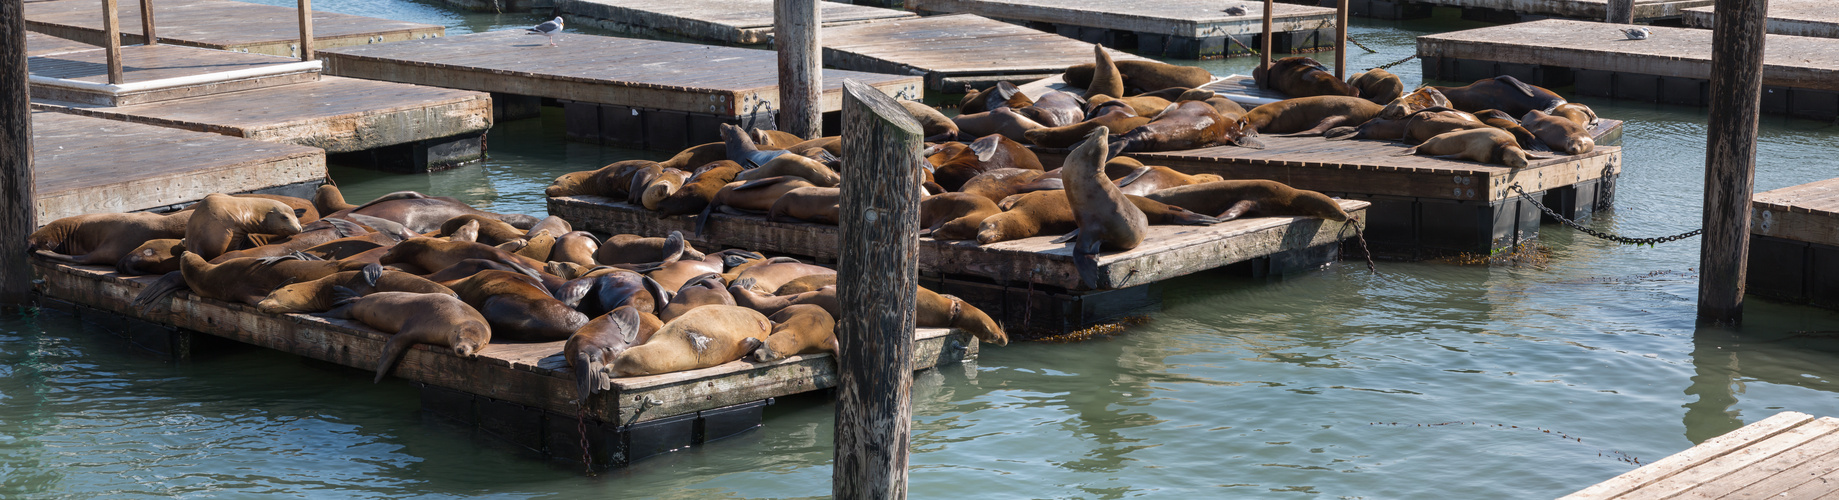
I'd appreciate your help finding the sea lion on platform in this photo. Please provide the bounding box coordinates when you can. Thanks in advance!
[751,128,805,149]
[1060,128,1147,289]
[1553,102,1600,127]
[916,286,1007,345]
[1108,101,1262,156]
[565,306,662,401]
[701,176,819,233]
[1347,68,1404,105]
[257,264,455,314]
[1244,96,1384,136]
[136,252,352,308]
[300,232,405,261]
[720,123,789,168]
[729,282,838,317]
[549,231,601,267]
[439,215,525,246]
[774,274,836,295]
[525,216,572,240]
[733,153,840,187]
[1323,116,1410,142]
[1432,76,1566,117]
[327,291,490,383]
[767,187,842,224]
[928,135,1044,191]
[1064,60,1214,94]
[1401,128,1547,168]
[730,261,836,296]
[958,168,1050,204]
[208,217,374,263]
[1018,90,1087,128]
[1378,86,1453,120]
[594,232,695,266]
[1144,180,1350,222]
[513,229,558,262]
[1521,109,1596,155]
[959,81,1032,115]
[658,274,737,323]
[749,304,838,363]
[1086,94,1172,119]
[314,184,359,214]
[237,194,320,225]
[343,196,538,233]
[656,142,730,172]
[443,269,589,341]
[116,238,187,276]
[646,254,730,293]
[976,189,1220,245]
[573,269,667,317]
[1474,109,1540,149]
[1114,165,1224,196]
[657,161,746,216]
[379,237,544,278]
[611,305,773,376]
[184,194,305,261]
[953,107,1048,143]
[30,211,189,267]
[1024,107,1152,149]
[1255,57,1359,98]
[1085,45,1126,100]
[639,168,689,211]
[901,100,960,142]
[922,192,1001,241]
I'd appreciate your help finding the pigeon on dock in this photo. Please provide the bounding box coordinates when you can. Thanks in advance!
[528,17,564,47]
[1619,27,1651,40]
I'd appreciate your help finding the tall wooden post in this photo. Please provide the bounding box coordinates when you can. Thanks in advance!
[1335,0,1348,80]
[1259,0,1273,89]
[833,78,921,500]
[1698,0,1768,325]
[138,0,155,45]
[101,0,123,84]
[297,0,314,61]
[775,0,821,139]
[2,0,39,305]
[1605,0,1635,24]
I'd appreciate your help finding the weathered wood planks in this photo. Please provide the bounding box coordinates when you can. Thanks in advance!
[1747,177,1839,309]
[24,32,92,57]
[28,44,321,106]
[30,110,325,222]
[1684,0,1839,39]
[1560,412,1839,499]
[24,0,444,58]
[821,14,1148,91]
[906,0,1338,59]
[1396,0,1711,21]
[556,0,916,44]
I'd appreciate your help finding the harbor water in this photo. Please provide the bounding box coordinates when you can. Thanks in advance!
[5,4,1839,498]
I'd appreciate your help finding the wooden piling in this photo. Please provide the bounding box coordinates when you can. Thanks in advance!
[297,0,313,61]
[1699,0,1768,325]
[100,0,121,84]
[832,78,922,499]
[1259,0,1273,89]
[1336,0,1348,80]
[2,0,35,305]
[775,0,820,139]
[137,0,154,45]
[1606,0,1636,23]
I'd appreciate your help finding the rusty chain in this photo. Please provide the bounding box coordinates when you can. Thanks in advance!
[1509,184,1701,246]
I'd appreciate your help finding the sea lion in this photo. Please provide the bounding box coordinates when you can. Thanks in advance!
[1400,108,1490,144]
[782,136,843,161]
[767,187,842,225]
[439,215,525,246]
[774,273,837,295]
[921,192,1001,241]
[1201,96,1248,117]
[1060,128,1147,289]
[443,269,589,341]
[1017,91,1087,128]
[1114,165,1224,196]
[573,269,667,317]
[339,196,537,233]
[116,238,187,276]
[657,274,737,323]
[1377,86,1453,120]
[646,254,729,293]
[1521,109,1596,155]
[1108,101,1262,156]
[752,128,806,149]
[1144,180,1350,222]
[1024,106,1151,149]
[701,176,819,233]
[136,252,351,308]
[733,153,840,187]
[729,282,839,317]
[1347,68,1404,105]
[300,232,405,261]
[1086,94,1172,119]
[1141,87,1203,101]
[327,291,490,383]
[916,286,1007,345]
[953,107,1047,143]
[549,231,601,267]
[1323,116,1411,142]
[237,194,320,225]
[611,305,773,376]
[314,184,359,214]
[1401,128,1547,168]
[1255,57,1359,98]
[1064,59,1214,94]
[958,168,1050,204]
[185,193,305,261]
[1085,45,1126,100]
[928,135,1045,191]
[564,306,663,401]
[720,123,789,168]
[638,168,690,211]
[729,261,835,295]
[30,211,189,267]
[378,237,544,277]
[657,161,745,216]
[749,304,838,363]
[901,100,960,142]
[513,229,558,262]
[525,216,572,240]
[976,189,1220,245]
[1553,102,1600,128]
[959,81,1031,115]
[594,232,695,266]
[257,264,455,314]
[1432,76,1566,117]
[1474,109,1540,149]
[656,142,730,172]
[1243,96,1384,135]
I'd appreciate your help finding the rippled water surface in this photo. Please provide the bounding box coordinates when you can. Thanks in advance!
[7,6,1839,499]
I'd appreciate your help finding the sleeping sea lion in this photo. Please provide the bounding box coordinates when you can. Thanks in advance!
[1474,109,1540,149]
[1432,76,1566,117]
[921,192,1001,241]
[638,168,689,211]
[1086,94,1172,119]
[1108,101,1262,156]
[565,306,663,401]
[774,274,836,295]
[975,190,1220,245]
[1144,180,1350,222]
[900,100,960,142]
[768,187,842,225]
[1521,109,1596,155]
[611,305,773,376]
[549,231,601,267]
[953,107,1047,143]
[116,238,187,276]
[959,81,1032,115]
[1553,102,1600,128]
[257,264,455,314]
[573,269,668,317]
[1024,106,1152,149]
[657,161,746,216]
[378,237,545,277]
[1255,57,1359,98]
[928,135,1044,191]
[730,261,836,296]
[657,274,737,323]
[1114,165,1223,196]
[1244,95,1385,136]
[327,291,490,383]
[594,232,694,266]
[1064,59,1214,94]
[30,211,189,267]
[439,215,525,246]
[733,153,840,187]
[1401,128,1547,168]
[958,168,1051,204]
[1377,86,1453,120]
[1401,108,1489,144]
[749,304,838,363]
[136,252,353,308]
[1017,91,1087,128]
[442,269,589,341]
[1347,68,1404,105]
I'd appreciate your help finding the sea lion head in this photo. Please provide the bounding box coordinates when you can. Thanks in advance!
[257,279,321,314]
[116,238,185,276]
[448,322,489,358]
[1380,87,1450,120]
[258,203,305,237]
[547,170,595,197]
[947,296,1008,346]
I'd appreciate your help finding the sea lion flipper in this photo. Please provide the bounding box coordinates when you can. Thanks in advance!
[324,217,365,238]
[1050,229,1081,244]
[1075,251,1101,290]
[642,276,671,311]
[555,278,593,309]
[1114,166,1153,188]
[739,337,765,357]
[1232,135,1268,150]
[1219,199,1258,221]
[1397,146,1422,156]
[968,135,1003,162]
[496,239,529,253]
[730,277,757,293]
[130,271,188,310]
[680,273,723,295]
[373,332,415,383]
[361,263,384,287]
[1496,75,1536,98]
[663,231,687,265]
[733,177,786,191]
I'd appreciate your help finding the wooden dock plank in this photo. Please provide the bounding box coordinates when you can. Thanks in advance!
[34,76,491,154]
[906,0,1337,39]
[1684,0,1839,39]
[820,14,1150,91]
[1405,0,1711,20]
[318,31,923,117]
[24,32,92,57]
[30,110,326,221]
[556,0,916,44]
[1560,412,1822,499]
[549,195,1367,291]
[1417,19,1839,93]
[24,0,444,58]
[1620,418,1839,499]
[33,260,976,426]
[28,44,305,83]
[1683,433,1839,499]
[1752,177,1839,248]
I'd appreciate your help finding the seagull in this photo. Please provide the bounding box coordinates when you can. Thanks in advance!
[1619,27,1651,40]
[1225,4,1248,15]
[528,17,564,46]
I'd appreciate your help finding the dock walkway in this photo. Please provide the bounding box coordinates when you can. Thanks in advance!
[1561,411,1839,499]
[1417,19,1839,120]
[906,0,1340,59]
[28,43,322,106]
[31,110,326,222]
[33,260,976,467]
[1748,177,1839,310]
[24,0,444,58]
[317,31,921,150]
[556,0,915,44]
[1683,0,1839,39]
[821,14,1146,92]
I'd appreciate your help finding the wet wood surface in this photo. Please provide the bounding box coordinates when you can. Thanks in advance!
[1684,0,1839,39]
[1752,177,1839,248]
[905,0,1336,38]
[555,0,915,44]
[822,14,1147,91]
[1417,19,1839,92]
[1561,412,1839,499]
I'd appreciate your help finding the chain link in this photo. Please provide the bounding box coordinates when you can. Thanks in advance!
[1369,54,1417,72]
[1339,215,1388,280]
[576,405,595,475]
[1509,184,1701,246]
[1343,34,1379,53]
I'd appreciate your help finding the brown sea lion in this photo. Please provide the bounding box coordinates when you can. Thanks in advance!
[1144,180,1350,222]
[720,123,793,168]
[525,216,572,240]
[611,305,772,376]
[442,269,589,341]
[1024,106,1152,149]
[1474,109,1540,149]
[656,142,729,172]
[928,135,1045,191]
[733,153,840,187]
[657,161,745,216]
[1553,102,1600,128]
[1109,101,1262,156]
[1255,57,1359,98]
[1400,109,1490,144]
[257,264,455,314]
[1065,59,1214,94]
[976,190,1220,245]
[30,211,189,267]
[749,304,838,363]
[767,186,842,225]
[917,286,1007,345]
[300,232,405,261]
[1521,109,1596,155]
[657,274,737,323]
[138,252,351,307]
[208,217,374,263]
[1060,128,1147,288]
[953,107,1047,143]
[1377,86,1454,120]
[1401,128,1547,168]
[729,283,838,317]
[638,168,689,211]
[774,273,837,295]
[327,291,490,383]
[565,306,662,401]
[340,196,538,233]
[314,184,359,214]
[958,168,1050,204]
[1347,68,1404,105]
[549,231,601,267]
[439,215,525,246]
[647,253,729,293]
[1324,116,1410,142]
[710,177,817,214]
[379,237,544,277]
[959,81,1032,115]
[185,194,305,261]
[116,238,187,276]
[594,232,695,266]
[573,268,667,318]
[901,100,961,142]
[1432,76,1566,117]
[514,229,558,262]
[1017,91,1087,128]
[783,136,843,160]
[1114,165,1224,197]
[1202,96,1248,117]
[731,261,836,295]
[1244,96,1384,135]
[548,160,661,199]
[751,128,805,149]
[921,192,1001,241]
[1086,94,1171,119]
[237,194,320,225]
[1085,45,1126,100]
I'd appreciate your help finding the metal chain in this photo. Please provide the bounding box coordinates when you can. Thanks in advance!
[1509,184,1701,246]
[1369,54,1417,72]
[1339,215,1389,281]
[576,405,595,476]
[1225,34,1260,56]
[1343,34,1379,53]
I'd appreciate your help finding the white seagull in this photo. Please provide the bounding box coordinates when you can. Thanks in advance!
[1619,27,1651,40]
[528,17,564,46]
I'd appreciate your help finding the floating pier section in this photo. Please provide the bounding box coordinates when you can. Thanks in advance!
[556,0,916,44]
[1561,412,1839,499]
[24,0,444,58]
[906,0,1341,59]
[1683,0,1839,39]
[1290,0,1710,22]
[32,259,977,467]
[1418,20,1839,121]
[28,42,323,106]
[821,14,1146,91]
[317,31,921,150]
[1748,177,1839,310]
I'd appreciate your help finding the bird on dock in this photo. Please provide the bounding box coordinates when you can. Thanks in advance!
[1225,4,1248,16]
[1619,27,1651,40]
[527,17,564,46]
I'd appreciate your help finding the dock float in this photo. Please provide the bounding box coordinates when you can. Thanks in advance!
[32,259,977,468]
[24,0,444,58]
[1748,177,1839,310]
[905,0,1341,59]
[821,14,1148,92]
[1561,411,1839,499]
[549,196,1368,334]
[28,42,323,106]
[318,31,922,150]
[1193,74,1627,145]
[1418,19,1839,121]
[24,32,91,57]
[1305,0,1713,22]
[30,110,326,222]
[1684,0,1839,39]
[555,0,916,44]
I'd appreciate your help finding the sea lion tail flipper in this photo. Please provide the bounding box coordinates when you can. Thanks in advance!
[679,273,724,295]
[663,231,687,265]
[373,333,416,383]
[496,239,529,253]
[1075,249,1100,290]
[348,214,415,240]
[968,135,1003,162]
[1528,139,1554,153]
[130,271,188,310]
[1525,151,1556,160]
[1396,146,1422,156]
[331,285,364,305]
[1219,200,1258,221]
[1050,228,1081,245]
[325,217,366,238]
[720,253,753,270]
[555,278,592,309]
[730,277,757,294]
[738,337,765,358]
[1232,134,1268,150]
[642,275,671,310]
[1114,166,1153,188]
[361,263,384,287]
[1323,126,1359,140]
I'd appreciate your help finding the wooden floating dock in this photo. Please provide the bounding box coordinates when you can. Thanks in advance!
[32,259,977,468]
[24,0,444,58]
[1307,0,1713,22]
[31,110,326,222]
[1684,0,1839,39]
[1418,20,1839,121]
[1193,74,1628,145]
[1561,411,1839,499]
[24,32,92,57]
[549,195,1368,333]
[28,43,322,106]
[318,31,922,150]
[821,14,1148,92]
[1748,177,1839,310]
[555,0,916,44]
[905,0,1340,59]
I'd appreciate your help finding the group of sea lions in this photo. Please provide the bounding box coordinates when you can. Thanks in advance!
[28,185,1008,404]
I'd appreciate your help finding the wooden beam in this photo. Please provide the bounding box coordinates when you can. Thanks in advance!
[0,0,37,305]
[775,0,821,138]
[101,0,122,84]
[138,0,155,45]
[1606,0,1636,23]
[1699,0,1769,325]
[1336,0,1348,80]
[297,0,313,61]
[1259,0,1273,89]
[832,78,922,499]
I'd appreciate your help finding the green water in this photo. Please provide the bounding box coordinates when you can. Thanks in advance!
[7,5,1839,499]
